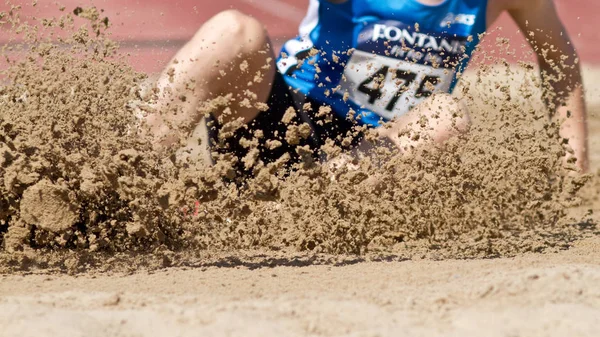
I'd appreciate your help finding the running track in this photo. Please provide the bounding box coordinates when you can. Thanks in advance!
[1,0,599,72]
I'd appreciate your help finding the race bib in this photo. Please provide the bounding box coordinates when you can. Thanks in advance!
[339,21,469,120]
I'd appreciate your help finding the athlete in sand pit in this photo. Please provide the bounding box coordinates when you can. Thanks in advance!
[146,0,589,174]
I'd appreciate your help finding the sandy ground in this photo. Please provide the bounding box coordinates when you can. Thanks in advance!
[0,65,599,336]
[1,238,599,337]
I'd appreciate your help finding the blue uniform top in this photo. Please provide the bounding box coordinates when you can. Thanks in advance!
[277,0,488,127]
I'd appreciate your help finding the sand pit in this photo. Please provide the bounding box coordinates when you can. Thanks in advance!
[0,4,599,336]
[1,236,600,337]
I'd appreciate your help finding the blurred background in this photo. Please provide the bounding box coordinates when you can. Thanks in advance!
[1,0,598,73]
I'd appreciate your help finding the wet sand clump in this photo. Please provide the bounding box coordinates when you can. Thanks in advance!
[0,7,596,273]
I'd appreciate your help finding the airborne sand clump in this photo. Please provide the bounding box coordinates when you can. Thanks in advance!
[0,6,596,273]
[20,179,79,233]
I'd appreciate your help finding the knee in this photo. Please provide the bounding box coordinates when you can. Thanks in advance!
[453,99,471,133]
[429,93,471,133]
[203,10,268,51]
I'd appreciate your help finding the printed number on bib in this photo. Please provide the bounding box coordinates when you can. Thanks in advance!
[340,50,454,120]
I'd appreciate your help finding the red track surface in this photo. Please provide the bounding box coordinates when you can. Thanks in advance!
[1,0,599,72]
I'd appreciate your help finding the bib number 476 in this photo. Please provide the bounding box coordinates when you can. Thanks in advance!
[357,65,441,112]
[341,50,453,120]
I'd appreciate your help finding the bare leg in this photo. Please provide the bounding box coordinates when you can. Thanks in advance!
[375,93,471,152]
[145,10,276,149]
[326,94,470,176]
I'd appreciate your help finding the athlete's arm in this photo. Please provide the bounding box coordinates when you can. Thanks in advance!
[507,0,589,172]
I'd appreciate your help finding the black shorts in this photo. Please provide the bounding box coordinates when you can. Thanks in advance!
[208,72,364,177]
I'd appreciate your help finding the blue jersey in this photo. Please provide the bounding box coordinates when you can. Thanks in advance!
[277,0,488,127]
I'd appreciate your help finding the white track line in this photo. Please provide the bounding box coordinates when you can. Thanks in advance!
[239,0,306,23]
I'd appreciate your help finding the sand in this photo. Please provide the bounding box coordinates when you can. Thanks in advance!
[0,5,599,336]
[1,236,599,337]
